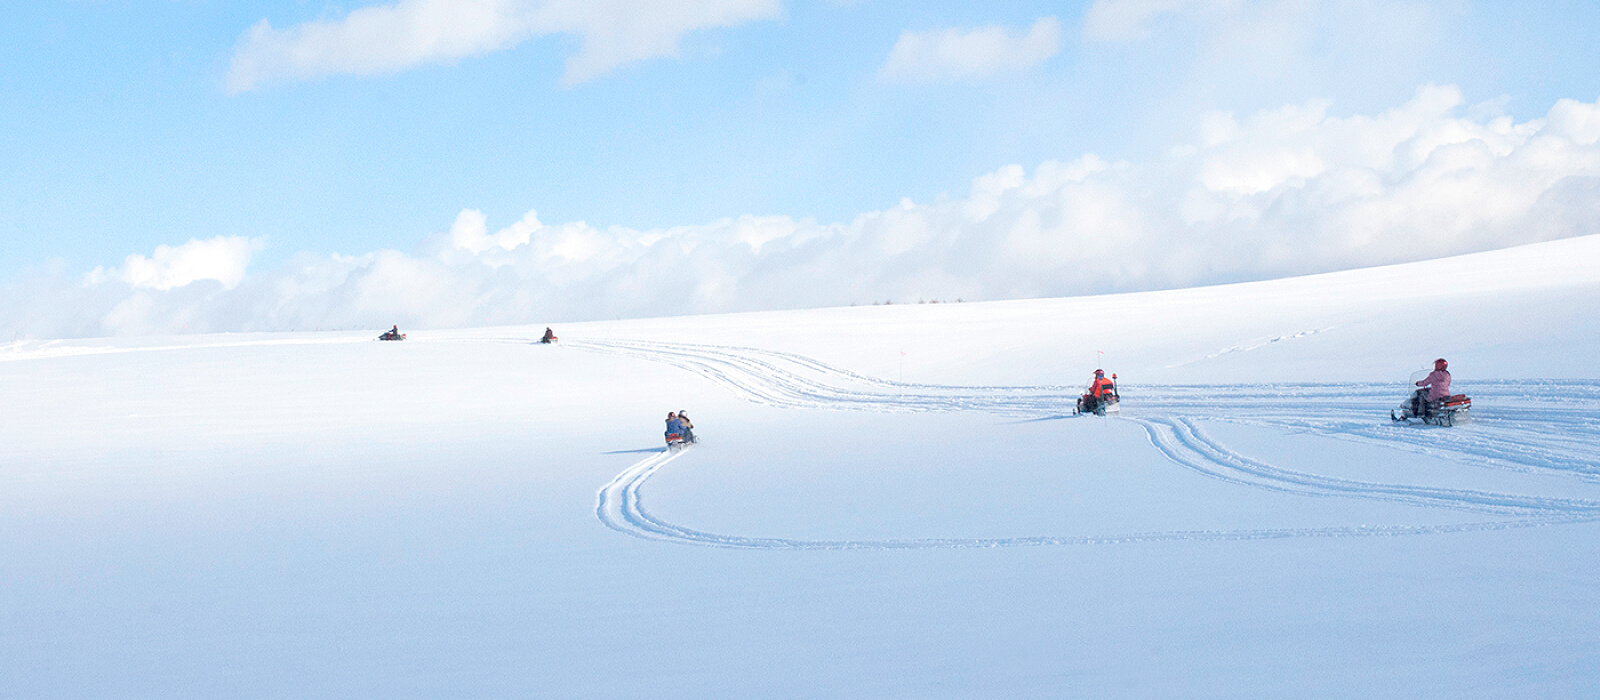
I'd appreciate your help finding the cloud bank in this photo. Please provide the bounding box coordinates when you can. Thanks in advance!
[879,17,1061,83]
[6,86,1599,338]
[225,0,782,92]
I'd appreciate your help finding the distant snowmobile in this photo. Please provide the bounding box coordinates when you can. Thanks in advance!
[1075,370,1120,416]
[378,326,406,341]
[665,411,690,451]
[1391,366,1470,427]
[539,327,558,344]
[665,430,688,451]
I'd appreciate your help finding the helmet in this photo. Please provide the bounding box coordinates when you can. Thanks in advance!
[1434,358,1448,369]
[1094,369,1104,375]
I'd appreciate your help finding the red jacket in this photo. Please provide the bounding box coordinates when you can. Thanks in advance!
[1090,376,1115,397]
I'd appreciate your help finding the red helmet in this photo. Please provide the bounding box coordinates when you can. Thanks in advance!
[1094,369,1105,376]
[1434,358,1448,369]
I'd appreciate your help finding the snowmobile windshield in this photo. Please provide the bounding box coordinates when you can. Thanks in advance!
[1409,368,1434,383]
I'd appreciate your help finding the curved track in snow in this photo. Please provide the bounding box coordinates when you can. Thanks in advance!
[573,338,1600,549]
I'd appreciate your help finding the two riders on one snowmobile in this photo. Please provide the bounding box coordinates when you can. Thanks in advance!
[1392,358,1471,426]
[1076,369,1120,416]
[665,410,697,450]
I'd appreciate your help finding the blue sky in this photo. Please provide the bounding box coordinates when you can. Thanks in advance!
[2,1,1599,337]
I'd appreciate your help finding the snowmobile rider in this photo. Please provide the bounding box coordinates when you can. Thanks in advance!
[1412,358,1452,415]
[665,412,683,438]
[1084,369,1115,412]
[540,327,557,344]
[677,410,695,444]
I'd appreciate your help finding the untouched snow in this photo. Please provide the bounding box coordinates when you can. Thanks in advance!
[4,235,1600,698]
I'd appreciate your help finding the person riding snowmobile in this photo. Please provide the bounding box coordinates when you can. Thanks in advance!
[677,410,695,444]
[540,327,558,344]
[1081,369,1116,414]
[1411,358,1451,417]
[1393,357,1471,425]
[660,412,682,448]
[379,325,403,341]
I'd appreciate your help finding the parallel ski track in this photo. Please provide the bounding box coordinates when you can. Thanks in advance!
[571,338,1600,549]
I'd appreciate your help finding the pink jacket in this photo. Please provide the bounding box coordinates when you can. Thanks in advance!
[1416,369,1451,400]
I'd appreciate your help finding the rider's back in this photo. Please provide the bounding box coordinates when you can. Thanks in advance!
[1418,369,1451,400]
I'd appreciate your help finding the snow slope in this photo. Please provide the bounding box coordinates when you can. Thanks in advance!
[3,235,1599,698]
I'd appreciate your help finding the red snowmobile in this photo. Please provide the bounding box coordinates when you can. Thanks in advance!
[1392,389,1471,426]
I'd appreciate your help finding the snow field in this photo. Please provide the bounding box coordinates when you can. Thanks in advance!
[4,234,1600,697]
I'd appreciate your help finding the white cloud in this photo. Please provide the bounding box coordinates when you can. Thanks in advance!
[6,87,1600,338]
[225,0,782,93]
[879,17,1061,83]
[538,0,784,87]
[448,207,541,257]
[94,236,264,291]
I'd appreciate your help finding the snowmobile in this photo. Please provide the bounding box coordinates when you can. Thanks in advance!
[1390,370,1470,427]
[378,329,406,341]
[665,431,688,451]
[1075,374,1120,416]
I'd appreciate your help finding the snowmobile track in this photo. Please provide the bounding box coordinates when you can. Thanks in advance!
[573,338,1600,550]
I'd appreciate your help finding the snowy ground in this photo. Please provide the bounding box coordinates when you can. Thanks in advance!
[4,235,1600,698]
